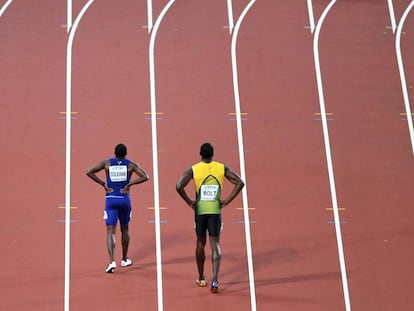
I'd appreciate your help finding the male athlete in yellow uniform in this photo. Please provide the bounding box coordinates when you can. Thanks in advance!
[176,143,244,293]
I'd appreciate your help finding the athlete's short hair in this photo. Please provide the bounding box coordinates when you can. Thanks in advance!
[200,143,214,159]
[115,144,127,157]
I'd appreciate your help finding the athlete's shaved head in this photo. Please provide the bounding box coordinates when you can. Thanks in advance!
[115,144,127,158]
[200,143,214,159]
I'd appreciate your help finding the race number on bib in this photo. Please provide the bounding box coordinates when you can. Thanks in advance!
[200,185,219,201]
[109,165,127,182]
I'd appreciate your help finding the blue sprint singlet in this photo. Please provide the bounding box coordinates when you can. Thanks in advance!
[106,158,131,197]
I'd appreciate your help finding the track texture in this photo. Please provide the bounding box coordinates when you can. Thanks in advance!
[0,1,413,310]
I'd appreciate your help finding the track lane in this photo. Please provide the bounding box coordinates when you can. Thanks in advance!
[152,1,253,309]
[389,0,412,22]
[0,1,67,310]
[319,1,414,309]
[399,4,414,126]
[231,0,251,26]
[235,2,346,310]
[2,2,414,310]
[395,2,414,155]
[68,1,157,310]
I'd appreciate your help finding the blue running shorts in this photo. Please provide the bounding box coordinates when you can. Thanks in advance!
[104,196,131,226]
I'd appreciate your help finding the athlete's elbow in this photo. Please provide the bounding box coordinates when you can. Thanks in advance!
[176,183,184,194]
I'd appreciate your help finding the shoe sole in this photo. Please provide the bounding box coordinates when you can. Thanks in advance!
[106,267,115,273]
[121,259,132,267]
[196,280,207,287]
[210,287,219,293]
[106,263,116,273]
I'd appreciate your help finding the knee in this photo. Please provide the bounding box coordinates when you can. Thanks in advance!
[212,250,221,261]
[120,223,129,230]
[107,226,116,234]
[212,243,221,260]
[196,236,207,247]
[196,242,206,253]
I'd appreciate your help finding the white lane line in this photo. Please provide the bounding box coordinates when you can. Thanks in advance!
[227,0,234,34]
[306,0,316,33]
[395,1,414,156]
[65,1,95,311]
[312,1,352,311]
[148,1,175,310]
[0,0,14,18]
[230,1,256,310]
[387,0,397,33]
[147,0,153,33]
[67,0,72,33]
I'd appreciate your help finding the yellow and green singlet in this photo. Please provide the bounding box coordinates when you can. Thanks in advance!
[192,161,225,215]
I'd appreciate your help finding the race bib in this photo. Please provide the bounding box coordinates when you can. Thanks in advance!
[109,165,128,182]
[200,185,219,201]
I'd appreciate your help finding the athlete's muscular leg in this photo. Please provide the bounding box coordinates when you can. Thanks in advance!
[209,235,221,283]
[120,225,130,260]
[196,234,207,280]
[107,225,116,262]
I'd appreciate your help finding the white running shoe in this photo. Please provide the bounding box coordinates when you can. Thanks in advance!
[120,258,132,267]
[105,261,116,273]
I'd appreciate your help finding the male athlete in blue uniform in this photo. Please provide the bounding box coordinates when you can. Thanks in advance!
[87,144,149,273]
[176,143,244,293]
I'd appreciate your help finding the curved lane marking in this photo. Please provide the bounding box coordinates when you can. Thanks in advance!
[395,1,414,156]
[65,1,95,310]
[149,1,176,310]
[312,1,352,310]
[0,0,13,18]
[230,1,257,310]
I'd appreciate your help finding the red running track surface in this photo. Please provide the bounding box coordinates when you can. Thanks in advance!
[1,1,414,310]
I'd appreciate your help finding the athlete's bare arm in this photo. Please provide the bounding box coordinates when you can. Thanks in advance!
[86,160,113,192]
[220,165,244,207]
[176,167,196,209]
[121,161,149,193]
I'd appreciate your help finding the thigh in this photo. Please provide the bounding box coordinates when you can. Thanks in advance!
[195,214,208,237]
[206,214,222,237]
[105,198,119,226]
[117,197,132,226]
